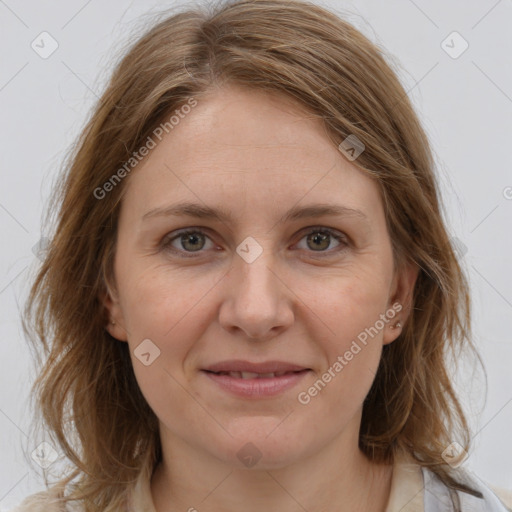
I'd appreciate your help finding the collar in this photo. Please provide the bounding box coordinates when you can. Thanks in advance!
[131,451,424,512]
[385,451,424,512]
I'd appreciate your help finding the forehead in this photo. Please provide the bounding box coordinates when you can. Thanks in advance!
[121,86,383,224]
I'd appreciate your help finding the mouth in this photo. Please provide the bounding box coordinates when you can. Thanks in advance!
[201,368,311,398]
[203,369,308,379]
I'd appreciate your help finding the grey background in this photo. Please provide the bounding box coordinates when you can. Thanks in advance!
[1,0,511,509]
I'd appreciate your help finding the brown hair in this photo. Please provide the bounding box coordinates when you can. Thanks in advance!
[23,0,484,510]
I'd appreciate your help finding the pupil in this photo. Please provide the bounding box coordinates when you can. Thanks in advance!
[183,233,203,251]
[309,232,329,250]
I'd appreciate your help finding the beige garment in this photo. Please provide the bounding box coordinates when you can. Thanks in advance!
[384,452,425,512]
[130,452,512,512]
[129,451,426,511]
[11,453,512,511]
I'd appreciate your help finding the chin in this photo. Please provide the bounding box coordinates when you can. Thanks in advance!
[217,419,311,470]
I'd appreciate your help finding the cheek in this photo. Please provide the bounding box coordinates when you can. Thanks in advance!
[299,264,392,378]
[298,281,388,418]
[119,262,220,339]
[118,268,217,416]
[301,263,392,333]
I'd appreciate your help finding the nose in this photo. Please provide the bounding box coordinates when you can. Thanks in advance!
[218,249,295,341]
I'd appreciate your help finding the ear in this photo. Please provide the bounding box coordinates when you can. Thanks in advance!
[382,260,419,346]
[101,279,129,342]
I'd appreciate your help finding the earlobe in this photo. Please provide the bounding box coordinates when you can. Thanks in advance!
[383,316,404,345]
[105,319,129,342]
[100,284,129,342]
[383,262,419,345]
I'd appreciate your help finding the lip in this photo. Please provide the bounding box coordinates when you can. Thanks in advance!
[201,360,312,398]
[203,360,309,374]
[201,368,311,398]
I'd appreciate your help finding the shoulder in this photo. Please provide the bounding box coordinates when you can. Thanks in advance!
[10,495,61,512]
[489,485,512,511]
[422,464,512,512]
[9,484,72,512]
[389,451,512,512]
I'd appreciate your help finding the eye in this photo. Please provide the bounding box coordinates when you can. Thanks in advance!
[295,227,348,254]
[162,229,216,257]
[161,226,348,259]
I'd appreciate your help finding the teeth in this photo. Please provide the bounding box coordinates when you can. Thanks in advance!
[225,371,284,379]
[213,370,302,378]
[240,371,260,379]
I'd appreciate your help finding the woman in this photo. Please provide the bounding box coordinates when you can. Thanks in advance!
[15,0,511,510]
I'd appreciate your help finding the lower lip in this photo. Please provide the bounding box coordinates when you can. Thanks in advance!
[202,370,311,398]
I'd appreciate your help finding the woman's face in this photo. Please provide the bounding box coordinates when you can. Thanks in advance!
[105,85,416,469]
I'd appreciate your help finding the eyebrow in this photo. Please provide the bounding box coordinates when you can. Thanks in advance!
[142,201,369,225]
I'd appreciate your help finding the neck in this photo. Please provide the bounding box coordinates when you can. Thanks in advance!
[150,420,393,512]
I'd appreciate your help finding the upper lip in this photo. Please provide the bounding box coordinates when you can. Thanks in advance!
[203,360,309,374]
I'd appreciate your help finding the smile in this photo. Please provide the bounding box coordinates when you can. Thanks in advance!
[202,369,311,398]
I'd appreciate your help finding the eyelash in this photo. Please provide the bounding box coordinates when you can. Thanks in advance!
[161,227,349,259]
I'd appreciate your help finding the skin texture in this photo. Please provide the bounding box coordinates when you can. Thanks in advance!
[104,85,418,512]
